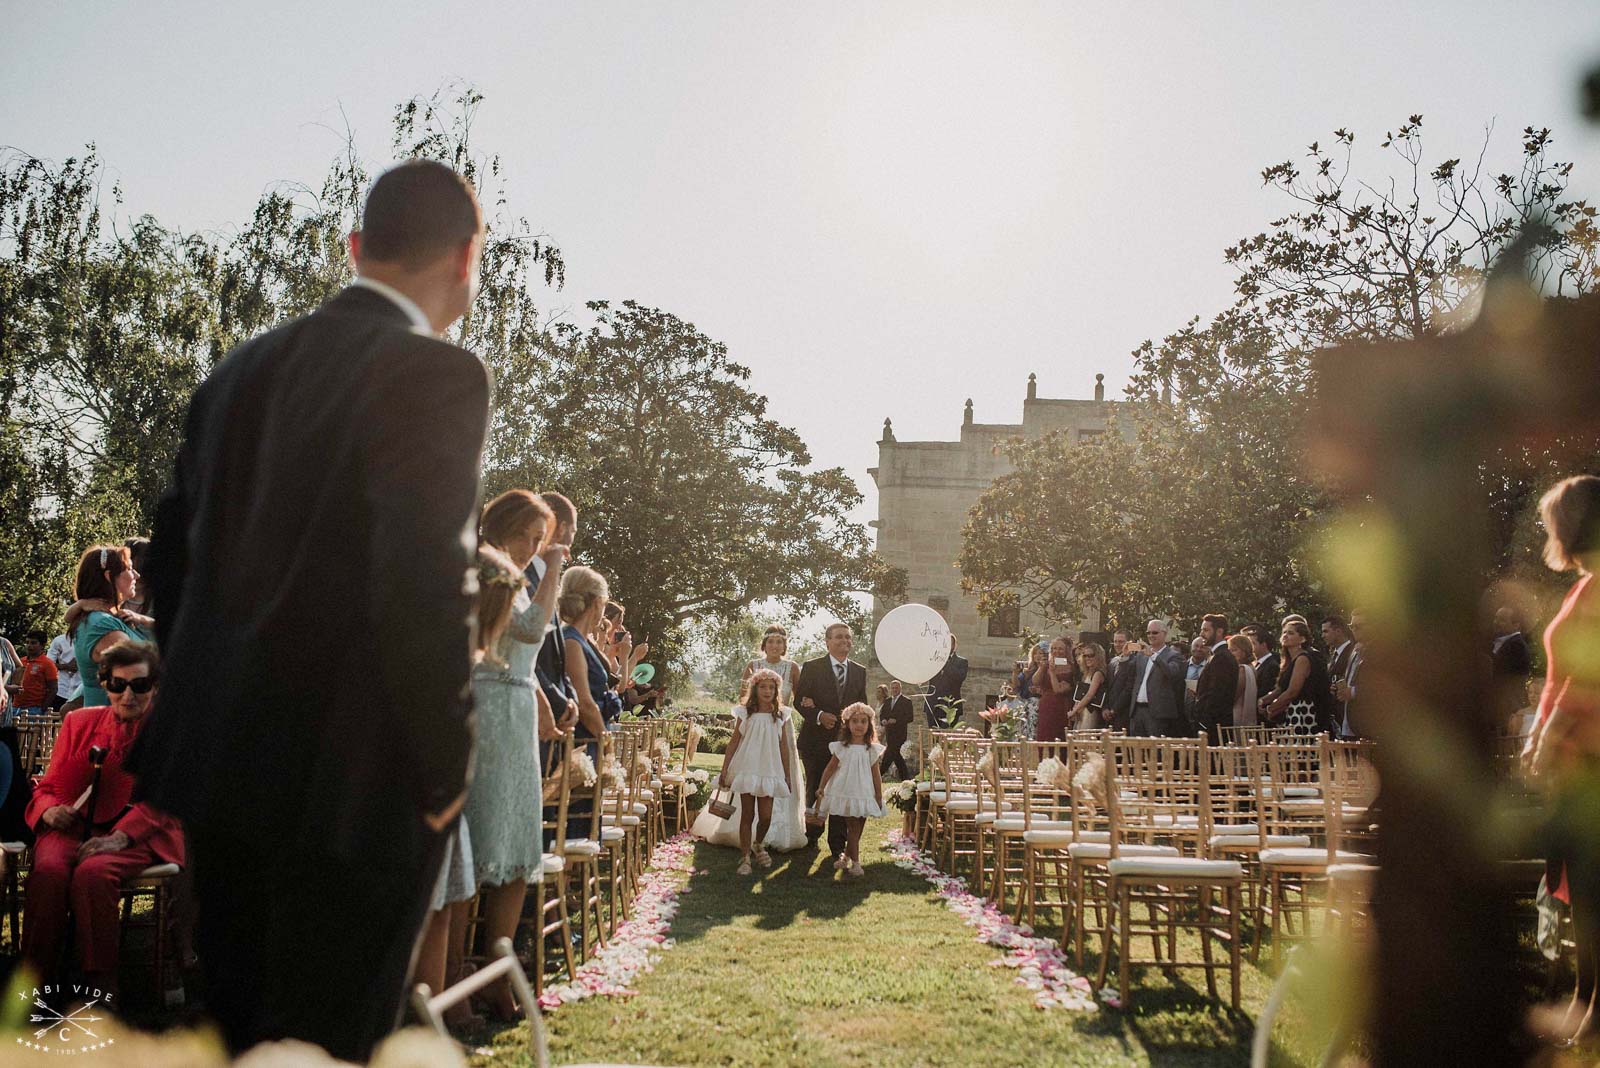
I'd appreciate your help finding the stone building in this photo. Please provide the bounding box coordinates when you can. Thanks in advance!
[868,373,1118,716]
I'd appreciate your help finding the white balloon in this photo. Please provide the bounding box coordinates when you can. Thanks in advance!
[874,603,952,684]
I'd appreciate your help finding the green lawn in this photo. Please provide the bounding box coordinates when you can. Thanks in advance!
[472,811,1334,1068]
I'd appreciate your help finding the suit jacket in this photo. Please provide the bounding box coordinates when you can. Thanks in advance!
[527,556,578,742]
[926,653,969,722]
[1192,643,1239,733]
[1254,653,1280,699]
[793,656,867,758]
[134,286,489,868]
[1491,632,1532,680]
[879,695,914,742]
[1120,644,1187,726]
[1328,641,1356,685]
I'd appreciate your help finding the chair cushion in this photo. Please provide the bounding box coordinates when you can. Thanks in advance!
[659,771,685,783]
[540,854,566,875]
[1210,833,1311,850]
[1108,857,1244,879]
[1148,813,1201,827]
[1067,842,1178,860]
[128,862,182,883]
[1210,823,1260,836]
[931,792,977,806]
[1328,862,1379,886]
[1258,786,1321,798]
[601,826,627,843]
[945,799,982,814]
[564,839,603,857]
[605,814,642,827]
[638,790,655,802]
[0,841,25,855]
[1259,847,1372,867]
[994,817,1074,834]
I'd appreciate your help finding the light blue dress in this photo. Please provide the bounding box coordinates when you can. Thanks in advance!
[464,589,549,888]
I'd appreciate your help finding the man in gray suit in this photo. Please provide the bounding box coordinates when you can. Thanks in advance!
[1121,619,1188,736]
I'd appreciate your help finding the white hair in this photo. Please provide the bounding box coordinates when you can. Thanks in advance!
[1146,619,1169,635]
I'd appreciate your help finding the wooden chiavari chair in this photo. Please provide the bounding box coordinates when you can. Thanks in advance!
[598,733,640,935]
[1255,738,1373,964]
[1218,723,1289,747]
[1017,740,1082,934]
[1064,736,1178,967]
[1096,735,1245,1010]
[937,735,984,878]
[917,730,957,855]
[562,737,610,961]
[977,740,1026,905]
[528,732,578,994]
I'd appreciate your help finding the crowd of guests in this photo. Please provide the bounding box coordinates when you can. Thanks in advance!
[0,488,650,1038]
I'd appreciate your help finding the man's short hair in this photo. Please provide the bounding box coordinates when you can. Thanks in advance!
[824,622,852,640]
[359,160,482,269]
[1202,613,1228,634]
[98,639,160,683]
[1113,627,1133,640]
[1243,624,1277,652]
[539,491,577,529]
[1322,615,1349,633]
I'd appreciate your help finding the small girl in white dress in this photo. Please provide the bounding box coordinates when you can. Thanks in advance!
[814,702,886,877]
[716,669,795,875]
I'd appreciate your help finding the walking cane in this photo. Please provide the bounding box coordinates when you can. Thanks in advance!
[80,746,109,842]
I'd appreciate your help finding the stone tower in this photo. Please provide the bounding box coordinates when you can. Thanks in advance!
[868,374,1117,715]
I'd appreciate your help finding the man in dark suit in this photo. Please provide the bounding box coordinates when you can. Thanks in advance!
[878,680,914,779]
[924,634,969,728]
[1192,613,1238,743]
[1322,616,1357,689]
[1244,624,1280,699]
[135,161,489,1061]
[1490,606,1533,725]
[1119,619,1188,736]
[794,622,868,857]
[532,493,581,739]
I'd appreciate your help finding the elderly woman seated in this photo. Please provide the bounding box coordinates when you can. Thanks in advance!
[22,640,184,993]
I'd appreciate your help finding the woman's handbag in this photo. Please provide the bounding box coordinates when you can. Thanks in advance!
[707,786,736,819]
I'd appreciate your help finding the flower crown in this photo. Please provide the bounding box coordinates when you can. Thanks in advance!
[478,559,528,591]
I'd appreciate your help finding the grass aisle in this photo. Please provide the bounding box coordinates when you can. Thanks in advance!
[481,815,1323,1068]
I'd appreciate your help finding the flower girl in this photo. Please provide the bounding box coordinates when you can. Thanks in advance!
[715,669,795,875]
[814,702,886,877]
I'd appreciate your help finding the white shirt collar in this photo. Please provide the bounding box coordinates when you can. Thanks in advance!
[830,655,850,672]
[351,277,433,335]
[1333,640,1352,658]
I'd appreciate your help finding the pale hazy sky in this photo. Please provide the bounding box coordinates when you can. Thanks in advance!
[7,3,1600,528]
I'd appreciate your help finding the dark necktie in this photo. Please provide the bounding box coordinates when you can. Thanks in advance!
[834,661,846,701]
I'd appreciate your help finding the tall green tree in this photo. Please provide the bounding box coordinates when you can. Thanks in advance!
[487,299,903,676]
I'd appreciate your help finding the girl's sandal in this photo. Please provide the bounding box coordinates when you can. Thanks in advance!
[754,848,773,868]
[737,858,753,875]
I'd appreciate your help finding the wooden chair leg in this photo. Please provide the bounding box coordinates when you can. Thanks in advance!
[1200,887,1218,1001]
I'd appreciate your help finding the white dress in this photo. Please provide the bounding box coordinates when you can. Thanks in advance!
[722,705,792,798]
[818,741,887,819]
[691,704,808,851]
[745,657,799,704]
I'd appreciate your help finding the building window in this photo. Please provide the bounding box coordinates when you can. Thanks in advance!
[987,604,1020,638]
[928,595,950,614]
[1077,428,1105,443]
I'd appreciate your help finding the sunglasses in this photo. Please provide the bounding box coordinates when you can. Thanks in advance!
[104,675,155,695]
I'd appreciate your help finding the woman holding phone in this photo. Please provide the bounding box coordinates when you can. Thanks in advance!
[1032,636,1077,741]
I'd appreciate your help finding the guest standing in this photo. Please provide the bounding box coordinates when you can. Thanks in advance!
[1033,636,1076,741]
[1260,620,1334,736]
[1244,624,1280,699]
[1068,642,1108,730]
[1490,606,1534,726]
[134,160,489,1061]
[878,680,914,779]
[46,630,78,713]
[561,567,624,741]
[1227,634,1259,728]
[794,623,868,857]
[924,634,969,728]
[1524,476,1600,1044]
[67,545,153,708]
[1192,613,1238,743]
[1121,620,1187,736]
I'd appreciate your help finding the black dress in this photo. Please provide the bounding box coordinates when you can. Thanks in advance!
[1274,650,1335,736]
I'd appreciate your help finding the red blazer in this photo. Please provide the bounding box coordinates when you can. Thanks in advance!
[25,706,185,867]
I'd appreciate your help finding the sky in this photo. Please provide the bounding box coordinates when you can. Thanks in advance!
[7,2,1600,534]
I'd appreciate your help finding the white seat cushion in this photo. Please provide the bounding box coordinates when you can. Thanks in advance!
[0,842,25,855]
[1210,833,1311,850]
[1259,847,1371,867]
[1067,842,1178,860]
[945,799,982,814]
[605,814,642,827]
[1328,862,1379,885]
[915,781,934,794]
[564,839,603,857]
[659,771,685,783]
[638,790,655,802]
[1108,857,1244,879]
[1020,828,1114,847]
[993,817,1075,834]
[1149,813,1200,827]
[1211,823,1260,836]
[1277,798,1326,812]
[539,854,566,875]
[601,826,627,843]
[931,792,977,806]
[129,863,182,883]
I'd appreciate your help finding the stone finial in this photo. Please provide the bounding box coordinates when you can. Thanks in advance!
[963,398,974,426]
[1026,372,1037,400]
[882,417,895,442]
[1094,372,1105,402]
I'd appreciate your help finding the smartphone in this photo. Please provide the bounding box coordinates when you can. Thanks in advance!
[1053,657,1072,667]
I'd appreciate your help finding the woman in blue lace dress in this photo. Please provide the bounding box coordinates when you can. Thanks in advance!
[460,491,567,1020]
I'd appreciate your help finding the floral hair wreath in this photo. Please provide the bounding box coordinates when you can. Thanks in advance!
[478,557,528,591]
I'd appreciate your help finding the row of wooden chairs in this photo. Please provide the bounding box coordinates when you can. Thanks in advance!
[912,729,1379,1008]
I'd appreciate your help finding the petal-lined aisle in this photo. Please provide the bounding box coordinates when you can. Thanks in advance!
[478,815,1311,1067]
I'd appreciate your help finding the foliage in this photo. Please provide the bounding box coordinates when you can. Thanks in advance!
[487,298,904,679]
[961,117,1600,634]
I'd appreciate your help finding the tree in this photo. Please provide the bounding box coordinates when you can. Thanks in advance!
[487,299,904,677]
[961,117,1600,634]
